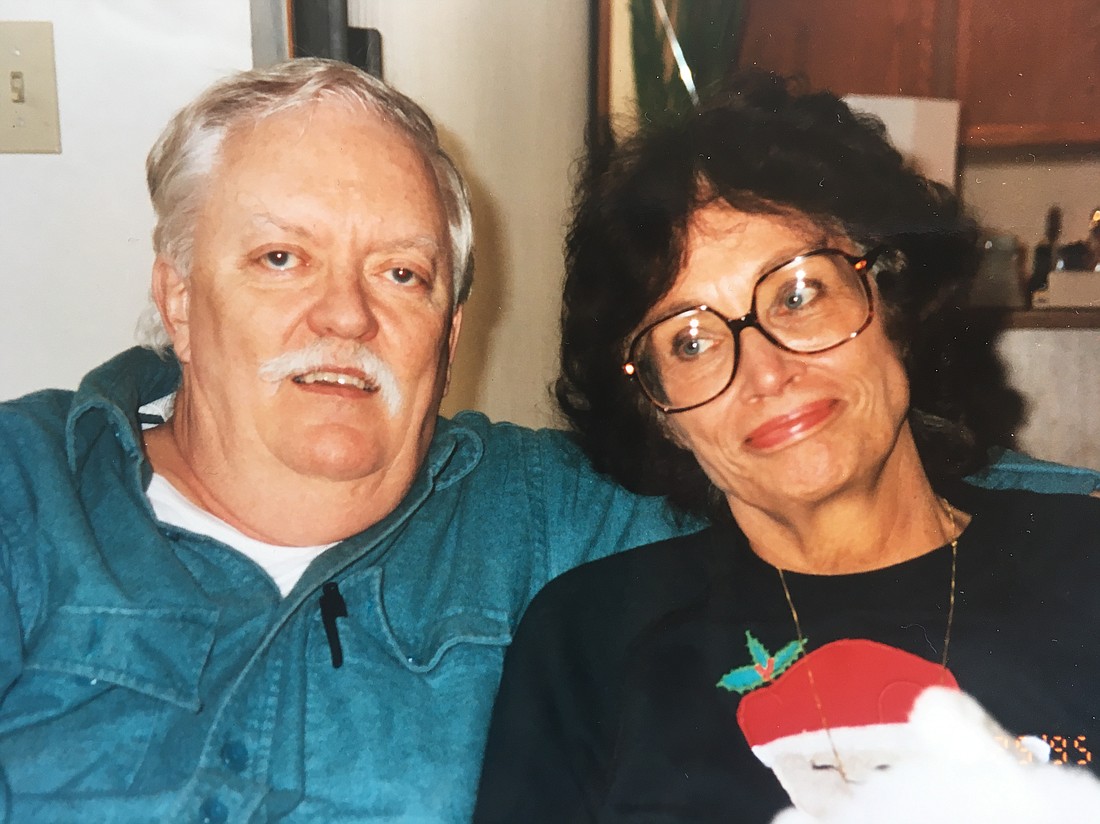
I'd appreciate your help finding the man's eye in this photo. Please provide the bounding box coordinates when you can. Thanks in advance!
[261,250,300,270]
[387,267,422,286]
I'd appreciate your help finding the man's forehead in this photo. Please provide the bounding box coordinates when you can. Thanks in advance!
[247,211,445,254]
[207,103,444,214]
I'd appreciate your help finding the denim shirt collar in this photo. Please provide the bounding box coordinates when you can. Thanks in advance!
[62,345,485,540]
[65,347,180,478]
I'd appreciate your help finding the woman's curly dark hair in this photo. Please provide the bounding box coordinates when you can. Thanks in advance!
[556,72,1022,522]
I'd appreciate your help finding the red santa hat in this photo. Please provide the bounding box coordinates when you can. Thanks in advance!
[737,638,959,751]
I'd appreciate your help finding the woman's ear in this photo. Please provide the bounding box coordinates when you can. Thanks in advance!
[655,407,691,450]
[151,256,192,363]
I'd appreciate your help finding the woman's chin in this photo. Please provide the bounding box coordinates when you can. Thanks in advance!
[729,441,864,508]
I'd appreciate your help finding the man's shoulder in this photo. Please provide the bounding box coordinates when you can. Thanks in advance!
[0,347,176,484]
[0,388,74,443]
[0,390,79,529]
[448,410,578,447]
[444,411,592,475]
[1,348,178,434]
[968,448,1100,495]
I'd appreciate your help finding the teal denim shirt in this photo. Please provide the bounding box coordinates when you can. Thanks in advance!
[0,348,1096,822]
[0,348,697,823]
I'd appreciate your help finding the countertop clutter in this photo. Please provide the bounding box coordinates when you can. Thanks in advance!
[1030,207,1100,309]
[968,207,1100,325]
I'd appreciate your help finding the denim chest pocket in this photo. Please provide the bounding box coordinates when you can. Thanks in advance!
[316,569,513,673]
[1,605,217,795]
[21,604,217,711]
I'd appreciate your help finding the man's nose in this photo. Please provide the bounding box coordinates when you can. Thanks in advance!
[307,271,379,341]
[734,326,803,400]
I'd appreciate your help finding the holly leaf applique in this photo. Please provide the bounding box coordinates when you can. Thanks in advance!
[745,631,770,668]
[773,638,806,673]
[715,663,765,694]
[716,630,806,695]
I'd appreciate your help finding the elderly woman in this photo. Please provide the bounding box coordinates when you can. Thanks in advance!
[473,75,1100,822]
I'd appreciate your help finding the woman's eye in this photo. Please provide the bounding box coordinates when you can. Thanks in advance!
[671,331,714,360]
[261,250,300,270]
[779,281,821,311]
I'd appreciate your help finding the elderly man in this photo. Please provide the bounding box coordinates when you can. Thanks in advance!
[0,59,1095,823]
[0,58,692,822]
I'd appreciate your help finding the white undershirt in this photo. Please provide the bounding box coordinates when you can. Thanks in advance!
[147,473,334,597]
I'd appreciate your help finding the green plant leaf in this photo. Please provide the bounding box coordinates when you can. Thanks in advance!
[630,0,746,125]
[630,0,672,124]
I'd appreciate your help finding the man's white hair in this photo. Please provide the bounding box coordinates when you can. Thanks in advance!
[136,58,474,353]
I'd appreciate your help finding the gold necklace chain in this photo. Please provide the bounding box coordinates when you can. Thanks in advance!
[774,498,959,783]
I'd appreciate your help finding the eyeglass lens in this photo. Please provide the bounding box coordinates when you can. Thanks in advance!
[631,251,872,411]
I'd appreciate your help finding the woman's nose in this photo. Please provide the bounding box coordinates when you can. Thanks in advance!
[733,327,804,399]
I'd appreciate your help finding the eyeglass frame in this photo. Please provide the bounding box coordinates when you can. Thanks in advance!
[622,246,886,414]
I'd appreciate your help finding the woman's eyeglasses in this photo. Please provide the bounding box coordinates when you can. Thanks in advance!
[623,247,885,413]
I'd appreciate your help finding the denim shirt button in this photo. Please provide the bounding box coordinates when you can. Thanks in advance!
[220,739,249,773]
[199,797,228,824]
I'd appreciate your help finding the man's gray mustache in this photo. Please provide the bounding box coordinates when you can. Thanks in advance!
[258,340,402,417]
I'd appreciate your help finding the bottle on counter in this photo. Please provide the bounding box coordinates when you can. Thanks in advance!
[1029,205,1061,293]
[1030,207,1100,309]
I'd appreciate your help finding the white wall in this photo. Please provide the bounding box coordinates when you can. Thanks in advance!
[0,0,253,400]
[349,0,590,428]
[998,329,1100,471]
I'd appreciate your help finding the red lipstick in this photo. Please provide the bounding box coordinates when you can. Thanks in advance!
[745,399,840,450]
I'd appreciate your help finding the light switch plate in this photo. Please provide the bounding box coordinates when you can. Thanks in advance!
[0,21,60,153]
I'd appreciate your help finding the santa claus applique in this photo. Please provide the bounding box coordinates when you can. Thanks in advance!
[721,637,959,818]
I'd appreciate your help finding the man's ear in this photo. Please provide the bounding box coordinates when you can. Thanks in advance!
[442,305,464,396]
[152,256,192,363]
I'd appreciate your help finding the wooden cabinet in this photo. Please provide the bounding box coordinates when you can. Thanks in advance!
[738,0,952,99]
[956,0,1100,146]
[735,0,1100,147]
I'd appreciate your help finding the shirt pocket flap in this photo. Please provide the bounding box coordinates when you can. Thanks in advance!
[391,610,513,673]
[25,605,217,712]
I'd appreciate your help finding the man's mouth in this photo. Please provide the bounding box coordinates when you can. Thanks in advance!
[258,342,402,415]
[291,371,378,392]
